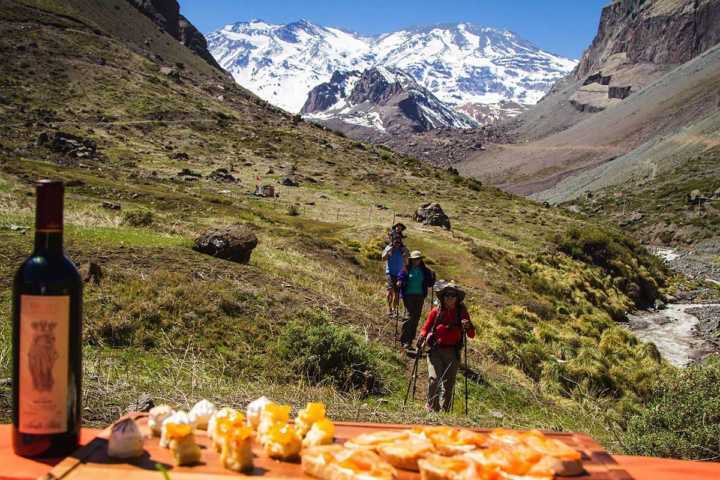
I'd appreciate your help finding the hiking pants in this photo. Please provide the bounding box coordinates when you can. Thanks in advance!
[401,294,425,346]
[427,346,460,412]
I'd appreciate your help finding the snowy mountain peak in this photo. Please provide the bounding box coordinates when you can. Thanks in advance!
[207,20,577,120]
[301,66,478,134]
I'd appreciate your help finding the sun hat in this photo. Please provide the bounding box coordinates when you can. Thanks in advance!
[434,280,466,302]
[410,250,423,259]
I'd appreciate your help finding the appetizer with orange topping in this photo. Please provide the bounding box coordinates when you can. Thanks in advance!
[303,445,398,480]
[221,426,255,473]
[165,421,202,466]
[265,423,303,461]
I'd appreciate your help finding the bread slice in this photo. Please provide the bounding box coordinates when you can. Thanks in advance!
[302,445,346,480]
[418,454,472,480]
[345,430,410,450]
[412,427,485,456]
[376,440,435,471]
[522,436,583,476]
[302,445,397,480]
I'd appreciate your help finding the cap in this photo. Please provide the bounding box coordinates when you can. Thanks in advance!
[35,179,64,232]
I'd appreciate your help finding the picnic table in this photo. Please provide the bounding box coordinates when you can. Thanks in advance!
[1,422,719,480]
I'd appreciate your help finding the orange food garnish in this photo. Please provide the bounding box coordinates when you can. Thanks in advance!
[217,411,246,438]
[228,426,254,445]
[165,422,193,440]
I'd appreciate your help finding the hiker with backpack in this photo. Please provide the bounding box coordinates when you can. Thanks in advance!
[416,282,475,412]
[397,250,436,349]
[382,233,409,317]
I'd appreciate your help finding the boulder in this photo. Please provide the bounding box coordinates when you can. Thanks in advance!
[193,225,258,264]
[208,168,236,183]
[414,203,451,230]
[280,176,299,187]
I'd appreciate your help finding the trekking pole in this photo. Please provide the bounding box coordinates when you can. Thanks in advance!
[411,348,421,401]
[464,335,469,415]
[395,309,399,346]
[403,347,421,406]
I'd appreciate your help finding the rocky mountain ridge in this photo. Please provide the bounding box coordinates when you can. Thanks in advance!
[127,0,221,69]
[301,66,478,134]
[506,0,720,141]
[206,20,576,122]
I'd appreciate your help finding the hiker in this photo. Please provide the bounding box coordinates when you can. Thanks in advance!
[382,235,409,317]
[416,282,475,412]
[397,250,435,349]
[387,222,407,243]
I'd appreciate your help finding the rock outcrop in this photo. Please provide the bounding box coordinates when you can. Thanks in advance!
[178,15,222,69]
[414,203,451,230]
[507,0,720,140]
[37,131,100,162]
[127,0,221,69]
[208,168,236,183]
[193,225,258,264]
[576,0,720,80]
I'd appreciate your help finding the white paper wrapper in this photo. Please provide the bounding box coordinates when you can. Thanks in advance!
[148,404,175,437]
[246,396,272,429]
[108,418,144,459]
[189,399,217,430]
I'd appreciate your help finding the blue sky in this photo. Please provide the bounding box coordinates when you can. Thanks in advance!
[178,0,608,59]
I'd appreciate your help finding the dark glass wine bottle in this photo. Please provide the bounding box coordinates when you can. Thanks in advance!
[12,180,82,458]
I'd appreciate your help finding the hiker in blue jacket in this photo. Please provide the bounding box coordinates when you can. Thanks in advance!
[398,250,436,349]
[382,234,409,317]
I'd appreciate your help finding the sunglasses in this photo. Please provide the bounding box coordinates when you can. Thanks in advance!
[444,292,458,298]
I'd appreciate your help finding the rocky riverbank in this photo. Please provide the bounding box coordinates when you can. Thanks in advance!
[627,244,720,367]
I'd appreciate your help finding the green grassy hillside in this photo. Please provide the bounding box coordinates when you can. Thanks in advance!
[0,0,677,454]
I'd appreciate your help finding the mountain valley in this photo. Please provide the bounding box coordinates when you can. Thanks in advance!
[1,0,719,463]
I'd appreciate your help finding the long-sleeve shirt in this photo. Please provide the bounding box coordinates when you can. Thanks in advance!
[420,306,475,347]
[382,244,409,276]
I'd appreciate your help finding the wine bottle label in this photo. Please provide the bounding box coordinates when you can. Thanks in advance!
[18,295,70,434]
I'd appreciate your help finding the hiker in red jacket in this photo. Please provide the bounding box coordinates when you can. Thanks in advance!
[416,281,475,412]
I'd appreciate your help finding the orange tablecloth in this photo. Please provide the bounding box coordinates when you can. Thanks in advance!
[0,425,719,479]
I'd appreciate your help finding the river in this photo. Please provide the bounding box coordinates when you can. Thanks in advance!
[628,304,720,367]
[626,246,720,367]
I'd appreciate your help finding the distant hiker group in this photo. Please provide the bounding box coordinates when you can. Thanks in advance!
[382,223,473,413]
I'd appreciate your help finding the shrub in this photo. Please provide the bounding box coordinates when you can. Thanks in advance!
[122,209,154,227]
[287,204,300,216]
[555,226,667,308]
[275,311,379,393]
[361,237,386,261]
[623,357,720,460]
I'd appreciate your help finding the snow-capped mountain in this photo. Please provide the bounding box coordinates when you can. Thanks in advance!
[301,67,478,134]
[207,20,577,123]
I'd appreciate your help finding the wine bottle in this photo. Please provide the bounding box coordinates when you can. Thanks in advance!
[12,180,82,457]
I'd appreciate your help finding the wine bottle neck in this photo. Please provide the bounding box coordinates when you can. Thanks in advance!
[34,231,64,255]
